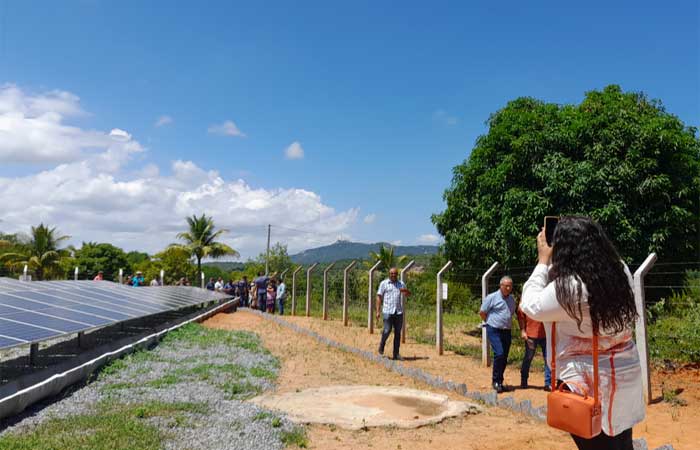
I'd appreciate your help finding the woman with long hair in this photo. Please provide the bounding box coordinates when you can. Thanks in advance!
[521,216,644,450]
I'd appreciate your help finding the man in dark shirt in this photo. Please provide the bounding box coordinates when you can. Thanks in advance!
[238,276,249,307]
[205,277,216,291]
[254,272,269,312]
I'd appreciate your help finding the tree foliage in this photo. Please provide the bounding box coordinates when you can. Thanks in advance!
[0,224,71,280]
[170,214,239,276]
[256,242,293,276]
[368,245,407,271]
[432,85,700,270]
[136,246,195,285]
[74,242,130,281]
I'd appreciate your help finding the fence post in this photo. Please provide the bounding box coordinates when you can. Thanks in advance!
[160,269,164,286]
[368,261,382,334]
[436,261,453,355]
[305,263,318,317]
[119,268,123,284]
[343,261,357,326]
[481,262,499,367]
[74,266,79,281]
[322,262,336,320]
[200,271,204,289]
[634,253,656,405]
[400,260,415,343]
[280,268,290,280]
[291,266,303,316]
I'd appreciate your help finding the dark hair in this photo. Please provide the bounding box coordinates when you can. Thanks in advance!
[548,216,637,335]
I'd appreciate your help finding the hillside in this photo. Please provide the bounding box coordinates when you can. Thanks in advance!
[290,240,438,264]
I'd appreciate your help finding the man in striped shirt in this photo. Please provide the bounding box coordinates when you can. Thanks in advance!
[376,267,411,360]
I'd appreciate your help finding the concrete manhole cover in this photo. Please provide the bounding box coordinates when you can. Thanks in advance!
[250,385,482,430]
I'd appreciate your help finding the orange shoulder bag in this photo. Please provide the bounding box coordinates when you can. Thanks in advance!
[547,323,602,438]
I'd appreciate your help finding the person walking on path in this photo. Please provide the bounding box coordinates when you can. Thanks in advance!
[521,216,643,450]
[516,301,551,390]
[376,267,411,360]
[479,275,516,393]
[276,277,287,315]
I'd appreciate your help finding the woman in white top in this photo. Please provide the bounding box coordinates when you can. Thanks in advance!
[521,216,644,450]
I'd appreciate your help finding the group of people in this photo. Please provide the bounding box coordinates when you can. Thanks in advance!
[205,272,287,315]
[375,217,643,449]
[93,270,162,287]
[479,275,551,394]
[477,217,644,450]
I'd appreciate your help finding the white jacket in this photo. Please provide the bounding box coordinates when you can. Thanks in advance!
[521,264,645,436]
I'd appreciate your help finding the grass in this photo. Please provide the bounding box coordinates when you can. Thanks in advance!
[249,365,276,380]
[160,323,269,354]
[0,400,210,450]
[280,427,309,448]
[7,323,284,450]
[220,380,262,400]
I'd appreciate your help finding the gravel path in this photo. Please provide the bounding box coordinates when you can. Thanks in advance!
[0,323,302,450]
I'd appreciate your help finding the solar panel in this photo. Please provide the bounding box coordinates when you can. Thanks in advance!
[0,335,25,346]
[0,318,61,341]
[0,278,232,350]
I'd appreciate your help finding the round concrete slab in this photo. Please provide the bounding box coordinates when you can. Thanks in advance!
[250,385,482,430]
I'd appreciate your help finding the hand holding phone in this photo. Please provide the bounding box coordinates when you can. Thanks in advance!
[544,216,559,246]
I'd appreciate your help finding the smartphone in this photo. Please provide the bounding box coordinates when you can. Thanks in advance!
[544,216,559,246]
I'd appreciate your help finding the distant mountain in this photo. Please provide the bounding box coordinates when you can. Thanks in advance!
[290,240,439,264]
[201,261,246,272]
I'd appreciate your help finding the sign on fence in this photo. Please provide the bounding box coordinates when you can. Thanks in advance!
[441,283,448,300]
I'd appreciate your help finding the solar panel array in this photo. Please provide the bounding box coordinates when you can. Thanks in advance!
[0,278,231,350]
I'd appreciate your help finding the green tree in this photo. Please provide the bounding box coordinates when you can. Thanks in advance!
[74,242,130,281]
[0,232,22,277]
[368,245,407,271]
[171,214,239,276]
[137,246,196,285]
[0,224,71,280]
[125,251,150,273]
[256,242,293,276]
[432,85,700,270]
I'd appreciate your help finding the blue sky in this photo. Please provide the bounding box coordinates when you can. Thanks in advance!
[0,1,698,258]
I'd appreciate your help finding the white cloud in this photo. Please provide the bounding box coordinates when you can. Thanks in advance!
[0,84,143,165]
[155,115,173,127]
[433,109,458,126]
[284,141,304,160]
[390,240,402,246]
[363,213,376,224]
[207,120,245,137]
[417,234,440,244]
[0,85,357,258]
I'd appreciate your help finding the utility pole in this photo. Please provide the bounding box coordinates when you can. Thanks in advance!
[265,224,271,276]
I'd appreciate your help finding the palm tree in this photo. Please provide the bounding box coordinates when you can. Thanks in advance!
[0,224,70,280]
[171,214,239,277]
[368,244,407,271]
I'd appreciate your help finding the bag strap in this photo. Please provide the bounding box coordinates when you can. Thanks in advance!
[550,322,600,412]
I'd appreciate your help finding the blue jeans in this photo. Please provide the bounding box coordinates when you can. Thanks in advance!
[379,313,403,358]
[486,325,512,384]
[521,337,551,386]
[278,297,285,315]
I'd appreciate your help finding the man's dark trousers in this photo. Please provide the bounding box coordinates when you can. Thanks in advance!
[486,324,512,384]
[378,313,403,359]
